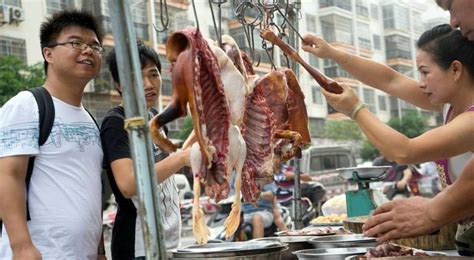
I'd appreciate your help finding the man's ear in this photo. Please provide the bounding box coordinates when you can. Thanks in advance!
[43,47,53,63]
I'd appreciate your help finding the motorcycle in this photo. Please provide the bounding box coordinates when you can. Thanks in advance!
[275,181,326,226]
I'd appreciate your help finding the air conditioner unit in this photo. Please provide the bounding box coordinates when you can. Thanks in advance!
[10,6,24,23]
[0,5,11,24]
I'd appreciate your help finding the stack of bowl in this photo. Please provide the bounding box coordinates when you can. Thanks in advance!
[292,234,378,260]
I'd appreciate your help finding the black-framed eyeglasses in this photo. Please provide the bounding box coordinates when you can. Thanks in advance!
[48,40,104,54]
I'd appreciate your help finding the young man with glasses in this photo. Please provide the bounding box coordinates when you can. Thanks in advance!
[0,9,105,259]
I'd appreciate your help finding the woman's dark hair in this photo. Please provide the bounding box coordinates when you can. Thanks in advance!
[40,9,104,75]
[107,42,162,88]
[417,24,474,77]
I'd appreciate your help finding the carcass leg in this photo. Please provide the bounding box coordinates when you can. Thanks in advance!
[190,143,209,244]
[274,130,303,161]
[224,126,246,239]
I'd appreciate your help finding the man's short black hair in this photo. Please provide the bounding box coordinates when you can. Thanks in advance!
[40,9,104,75]
[107,42,162,88]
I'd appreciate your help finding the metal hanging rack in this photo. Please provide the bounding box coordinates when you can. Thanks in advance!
[230,0,305,230]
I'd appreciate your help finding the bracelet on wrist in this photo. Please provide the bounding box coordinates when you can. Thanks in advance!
[350,102,366,120]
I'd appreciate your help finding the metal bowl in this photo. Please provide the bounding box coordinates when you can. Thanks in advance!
[338,166,391,181]
[293,247,369,260]
[254,237,314,260]
[308,234,378,249]
[171,240,288,259]
[344,250,450,260]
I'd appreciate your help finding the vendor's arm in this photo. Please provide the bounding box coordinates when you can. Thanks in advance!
[363,158,474,241]
[301,34,438,112]
[321,84,474,164]
[110,149,190,199]
[0,156,41,259]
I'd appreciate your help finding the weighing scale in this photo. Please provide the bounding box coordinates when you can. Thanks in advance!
[338,166,391,218]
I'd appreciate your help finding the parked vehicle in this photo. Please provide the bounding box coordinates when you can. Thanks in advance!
[298,145,357,198]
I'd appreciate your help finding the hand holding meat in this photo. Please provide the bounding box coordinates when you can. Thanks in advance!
[362,196,439,241]
[301,34,336,59]
[320,82,360,117]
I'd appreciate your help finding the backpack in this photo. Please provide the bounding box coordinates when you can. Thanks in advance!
[25,87,99,220]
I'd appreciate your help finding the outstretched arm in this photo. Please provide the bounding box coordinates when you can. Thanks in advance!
[110,148,191,199]
[321,84,474,164]
[301,34,440,112]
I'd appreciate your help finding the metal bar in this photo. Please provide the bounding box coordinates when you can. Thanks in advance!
[108,1,167,259]
[288,0,303,230]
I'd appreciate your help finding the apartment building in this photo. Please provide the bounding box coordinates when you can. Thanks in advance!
[0,0,447,136]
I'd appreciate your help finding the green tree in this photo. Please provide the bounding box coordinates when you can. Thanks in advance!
[388,109,427,138]
[322,120,363,140]
[360,141,378,161]
[171,116,193,141]
[0,56,44,106]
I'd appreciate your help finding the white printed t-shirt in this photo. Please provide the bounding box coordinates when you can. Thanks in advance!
[0,90,103,259]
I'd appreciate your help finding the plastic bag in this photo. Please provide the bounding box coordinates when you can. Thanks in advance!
[321,194,347,216]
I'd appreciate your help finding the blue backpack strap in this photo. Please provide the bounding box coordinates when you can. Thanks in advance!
[25,87,55,221]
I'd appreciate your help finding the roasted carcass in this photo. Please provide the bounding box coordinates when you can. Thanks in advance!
[222,36,311,203]
[149,29,311,244]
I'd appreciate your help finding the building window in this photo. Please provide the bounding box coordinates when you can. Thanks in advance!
[312,86,323,105]
[46,0,74,14]
[370,4,379,20]
[356,0,369,17]
[319,0,352,12]
[383,5,410,32]
[363,88,376,112]
[0,36,27,64]
[357,22,371,50]
[321,16,353,45]
[306,14,317,32]
[309,55,319,68]
[131,1,149,41]
[385,34,412,60]
[373,34,381,50]
[2,0,21,6]
[159,54,172,97]
[378,95,387,111]
[309,117,325,137]
[94,46,114,92]
[412,11,425,37]
[324,65,352,79]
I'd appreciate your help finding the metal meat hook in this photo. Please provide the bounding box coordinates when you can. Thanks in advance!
[153,0,170,32]
[209,0,227,47]
[191,0,200,33]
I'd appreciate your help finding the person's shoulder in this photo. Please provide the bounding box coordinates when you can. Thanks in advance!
[0,91,38,120]
[102,106,125,123]
[1,91,36,110]
[105,106,125,118]
[100,106,126,132]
